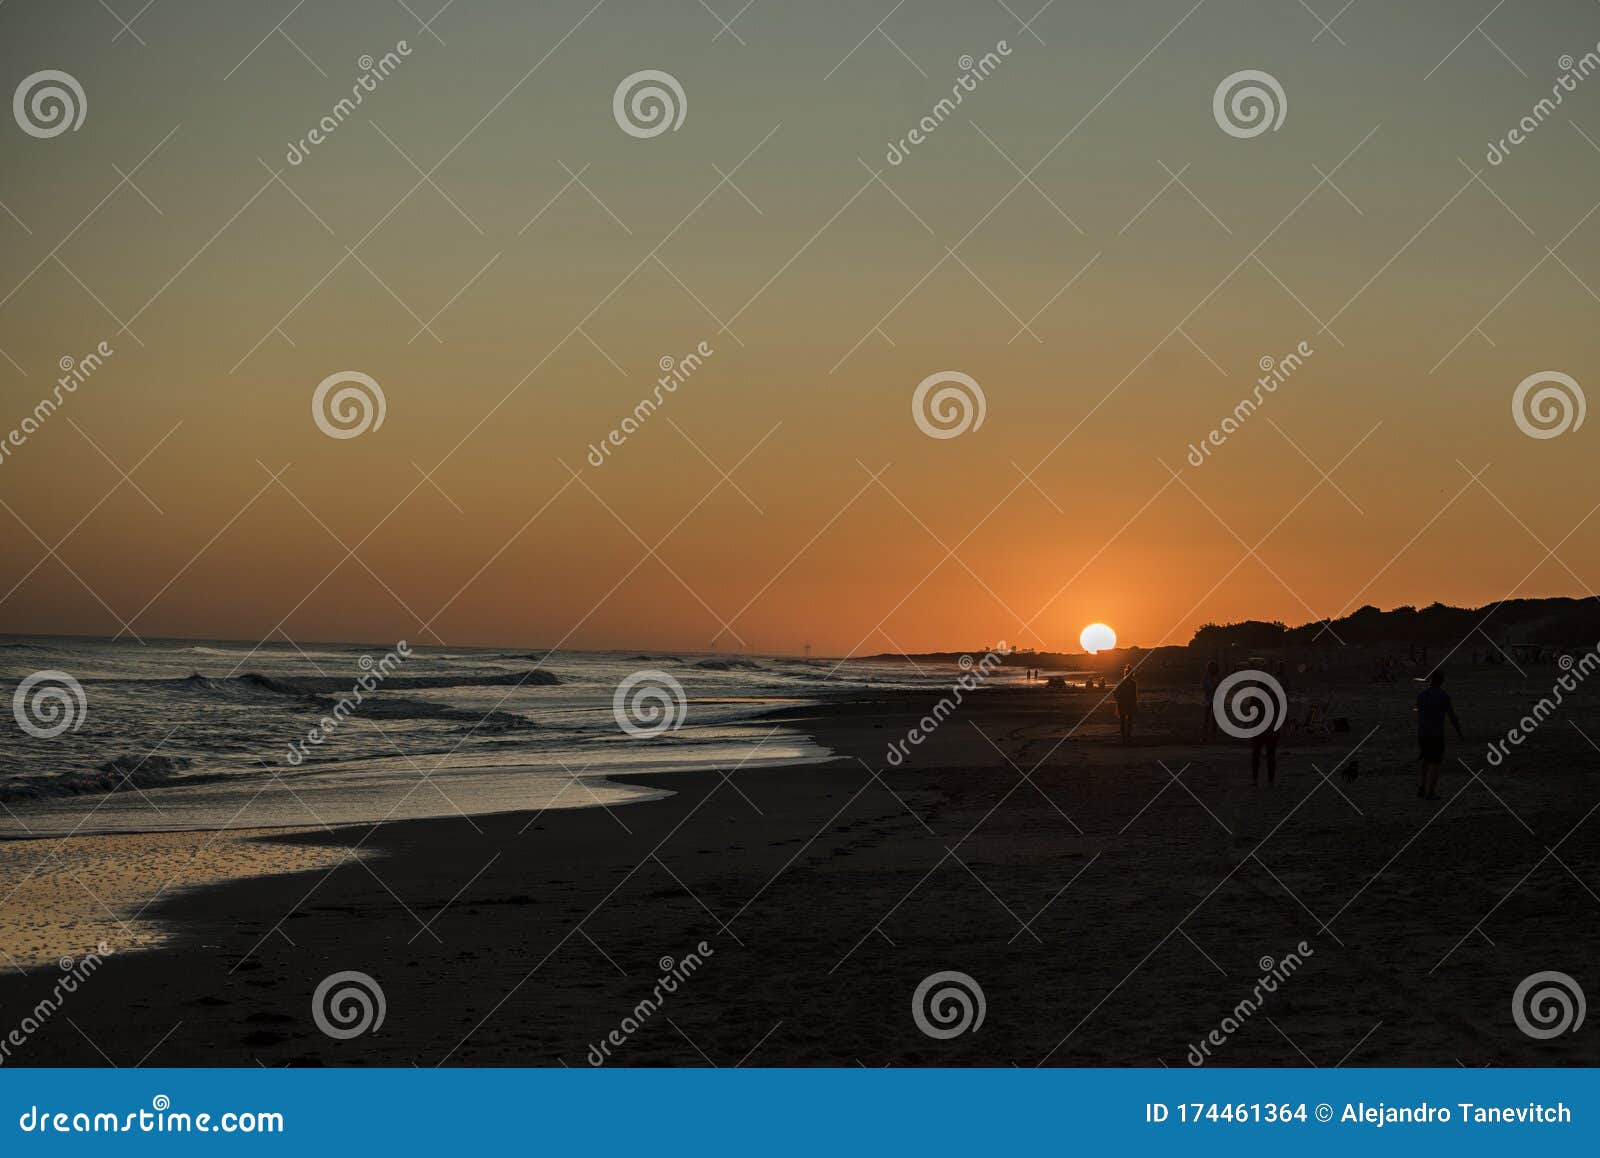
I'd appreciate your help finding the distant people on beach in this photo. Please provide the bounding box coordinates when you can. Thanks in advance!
[1113,664,1138,743]
[1415,670,1463,801]
[1200,660,1221,743]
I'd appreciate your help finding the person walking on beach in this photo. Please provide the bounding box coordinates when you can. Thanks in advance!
[1416,670,1463,800]
[1114,664,1138,744]
[1200,660,1221,743]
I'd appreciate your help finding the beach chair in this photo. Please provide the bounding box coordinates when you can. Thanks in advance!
[1294,693,1333,738]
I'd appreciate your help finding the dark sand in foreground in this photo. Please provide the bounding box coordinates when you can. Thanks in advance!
[2,668,1597,1066]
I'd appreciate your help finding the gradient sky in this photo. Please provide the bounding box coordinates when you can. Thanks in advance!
[2,0,1598,654]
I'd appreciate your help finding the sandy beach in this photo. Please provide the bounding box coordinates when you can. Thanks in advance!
[1,659,1595,1067]
[0,828,359,972]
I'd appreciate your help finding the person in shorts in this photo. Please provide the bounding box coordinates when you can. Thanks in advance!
[1415,670,1463,801]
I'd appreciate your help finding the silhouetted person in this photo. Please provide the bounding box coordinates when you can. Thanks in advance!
[1114,664,1138,744]
[1416,670,1463,800]
[1252,660,1290,785]
[1201,660,1221,743]
[1251,728,1280,784]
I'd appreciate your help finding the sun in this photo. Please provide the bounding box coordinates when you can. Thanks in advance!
[1079,623,1117,655]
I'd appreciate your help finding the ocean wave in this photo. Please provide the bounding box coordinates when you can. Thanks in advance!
[100,669,564,697]
[356,696,535,731]
[182,674,540,729]
[174,672,323,701]
[0,642,75,662]
[691,659,764,671]
[0,753,202,802]
[372,670,561,690]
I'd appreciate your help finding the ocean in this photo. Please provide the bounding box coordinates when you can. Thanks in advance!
[0,636,967,837]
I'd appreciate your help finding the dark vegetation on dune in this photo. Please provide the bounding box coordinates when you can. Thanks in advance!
[858,596,1600,666]
[1190,596,1600,650]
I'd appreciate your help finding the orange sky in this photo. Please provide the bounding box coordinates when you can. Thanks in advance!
[2,2,1598,654]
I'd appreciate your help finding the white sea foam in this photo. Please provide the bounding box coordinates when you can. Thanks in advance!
[0,639,945,835]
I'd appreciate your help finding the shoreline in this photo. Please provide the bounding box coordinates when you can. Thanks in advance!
[0,675,1596,1066]
[0,710,837,969]
[0,707,832,841]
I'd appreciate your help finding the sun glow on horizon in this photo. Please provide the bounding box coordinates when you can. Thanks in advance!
[1080,623,1117,655]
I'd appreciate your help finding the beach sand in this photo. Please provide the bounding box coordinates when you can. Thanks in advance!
[0,665,1596,1066]
[0,830,361,971]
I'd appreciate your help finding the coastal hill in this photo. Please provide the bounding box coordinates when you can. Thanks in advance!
[854,595,1599,667]
[1189,596,1600,650]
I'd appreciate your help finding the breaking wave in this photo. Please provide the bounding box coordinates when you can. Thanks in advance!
[141,669,562,698]
[0,754,205,802]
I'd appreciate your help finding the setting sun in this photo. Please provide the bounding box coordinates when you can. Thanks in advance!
[1079,623,1117,655]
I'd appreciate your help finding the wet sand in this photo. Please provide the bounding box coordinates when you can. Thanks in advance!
[0,666,1596,1066]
